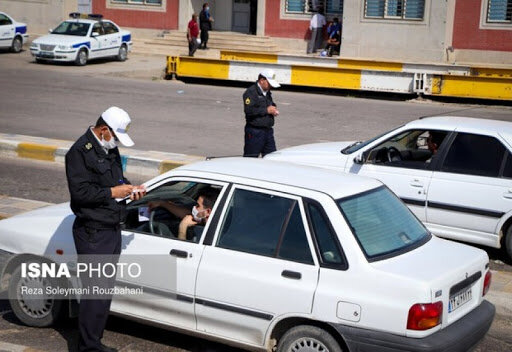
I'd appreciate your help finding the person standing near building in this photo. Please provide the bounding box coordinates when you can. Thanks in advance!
[187,13,199,56]
[307,7,326,54]
[65,106,145,352]
[242,69,281,157]
[199,2,214,50]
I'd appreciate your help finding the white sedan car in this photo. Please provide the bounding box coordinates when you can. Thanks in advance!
[266,116,512,260]
[30,13,132,66]
[0,12,28,53]
[0,158,494,352]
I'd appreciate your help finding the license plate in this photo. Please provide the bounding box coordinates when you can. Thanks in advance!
[38,51,54,58]
[448,286,472,313]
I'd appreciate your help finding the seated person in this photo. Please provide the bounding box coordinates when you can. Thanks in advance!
[427,131,445,156]
[148,187,220,241]
[325,17,341,57]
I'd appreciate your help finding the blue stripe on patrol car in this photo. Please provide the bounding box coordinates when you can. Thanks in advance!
[72,42,91,49]
[122,34,131,42]
[15,26,27,34]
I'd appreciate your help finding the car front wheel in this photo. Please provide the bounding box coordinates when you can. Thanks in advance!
[117,44,127,62]
[75,49,88,66]
[8,266,64,327]
[11,37,22,53]
[277,325,343,352]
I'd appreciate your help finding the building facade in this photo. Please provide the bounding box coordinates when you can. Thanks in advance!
[3,0,511,65]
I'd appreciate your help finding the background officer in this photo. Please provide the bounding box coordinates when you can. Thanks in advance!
[242,69,280,157]
[65,106,145,352]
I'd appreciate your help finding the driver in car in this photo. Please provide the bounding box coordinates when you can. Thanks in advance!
[148,187,220,241]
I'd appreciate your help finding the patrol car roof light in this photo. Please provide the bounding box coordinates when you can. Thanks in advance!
[88,14,104,20]
[68,12,103,20]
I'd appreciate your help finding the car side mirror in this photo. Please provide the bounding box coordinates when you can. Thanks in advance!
[91,31,100,37]
[48,28,53,33]
[353,151,369,164]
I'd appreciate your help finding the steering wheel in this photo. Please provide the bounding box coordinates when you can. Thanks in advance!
[149,210,173,238]
[387,146,402,162]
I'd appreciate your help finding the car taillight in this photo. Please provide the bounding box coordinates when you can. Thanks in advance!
[407,301,443,331]
[483,270,492,296]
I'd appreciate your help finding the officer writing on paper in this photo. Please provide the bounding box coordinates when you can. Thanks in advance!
[242,69,281,157]
[65,106,146,352]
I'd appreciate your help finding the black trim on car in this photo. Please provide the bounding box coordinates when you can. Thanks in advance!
[116,280,194,303]
[427,201,504,218]
[203,184,232,246]
[91,46,120,52]
[400,198,426,207]
[450,271,482,297]
[195,298,274,321]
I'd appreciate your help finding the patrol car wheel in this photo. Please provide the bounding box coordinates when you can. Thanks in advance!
[8,266,64,327]
[11,37,22,53]
[75,49,88,66]
[277,326,343,352]
[504,226,512,260]
[117,44,127,62]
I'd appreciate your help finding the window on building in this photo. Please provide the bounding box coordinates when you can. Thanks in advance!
[111,0,162,5]
[487,0,512,23]
[365,0,425,20]
[285,0,343,15]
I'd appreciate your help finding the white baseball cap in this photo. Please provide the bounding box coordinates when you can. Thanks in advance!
[101,106,134,147]
[259,69,281,88]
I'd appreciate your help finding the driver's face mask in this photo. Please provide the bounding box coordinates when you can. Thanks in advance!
[192,206,206,222]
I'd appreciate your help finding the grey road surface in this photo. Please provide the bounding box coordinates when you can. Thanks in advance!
[0,50,511,158]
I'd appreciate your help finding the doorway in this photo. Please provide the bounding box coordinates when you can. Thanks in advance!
[77,0,92,14]
[232,0,257,34]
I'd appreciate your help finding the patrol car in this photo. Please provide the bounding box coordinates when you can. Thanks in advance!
[0,158,494,352]
[30,13,132,66]
[266,116,512,260]
[0,12,28,53]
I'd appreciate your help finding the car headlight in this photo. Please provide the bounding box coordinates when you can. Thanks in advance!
[30,43,39,49]
[57,45,70,50]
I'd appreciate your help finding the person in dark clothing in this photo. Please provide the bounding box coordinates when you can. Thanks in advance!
[325,17,341,56]
[242,69,281,157]
[65,106,145,352]
[199,3,213,49]
[187,13,199,56]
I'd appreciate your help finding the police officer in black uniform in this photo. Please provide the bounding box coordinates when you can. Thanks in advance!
[65,106,145,352]
[243,69,281,157]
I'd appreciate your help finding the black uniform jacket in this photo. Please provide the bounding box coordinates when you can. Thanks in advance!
[65,128,130,229]
[243,83,276,129]
[199,10,211,31]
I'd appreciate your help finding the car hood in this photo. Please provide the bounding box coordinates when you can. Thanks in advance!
[33,34,90,46]
[265,141,353,169]
[0,203,76,256]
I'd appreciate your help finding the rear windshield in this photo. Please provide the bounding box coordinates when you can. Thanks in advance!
[338,187,429,261]
[52,21,90,36]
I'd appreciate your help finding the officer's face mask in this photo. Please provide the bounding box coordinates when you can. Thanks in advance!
[102,128,118,150]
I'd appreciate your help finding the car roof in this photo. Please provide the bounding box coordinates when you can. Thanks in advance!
[407,116,512,135]
[175,157,382,199]
[63,19,110,24]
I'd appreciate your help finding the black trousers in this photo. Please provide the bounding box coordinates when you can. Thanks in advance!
[243,125,276,157]
[73,220,121,352]
[200,28,209,48]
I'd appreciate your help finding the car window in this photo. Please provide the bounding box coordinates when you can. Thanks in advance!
[0,14,12,26]
[217,188,313,264]
[307,203,345,267]
[52,21,90,36]
[503,153,512,179]
[124,180,223,243]
[341,125,402,154]
[441,133,506,177]
[103,22,119,34]
[366,129,448,169]
[338,186,430,261]
[92,22,104,36]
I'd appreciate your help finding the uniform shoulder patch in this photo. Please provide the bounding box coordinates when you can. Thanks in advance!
[245,97,251,105]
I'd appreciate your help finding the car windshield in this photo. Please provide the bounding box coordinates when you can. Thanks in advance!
[52,21,90,36]
[338,186,430,261]
[341,125,403,155]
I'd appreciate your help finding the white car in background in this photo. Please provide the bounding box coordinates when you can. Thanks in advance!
[0,158,495,352]
[0,12,28,53]
[266,116,512,260]
[30,13,132,66]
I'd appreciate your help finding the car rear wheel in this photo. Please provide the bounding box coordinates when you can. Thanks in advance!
[277,325,343,352]
[11,37,22,53]
[8,266,64,327]
[75,49,88,66]
[505,226,512,260]
[117,44,127,62]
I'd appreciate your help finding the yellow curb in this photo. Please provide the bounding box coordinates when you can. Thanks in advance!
[17,143,57,162]
[159,160,186,174]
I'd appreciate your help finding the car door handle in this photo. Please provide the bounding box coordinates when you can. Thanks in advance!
[281,270,302,280]
[504,190,512,199]
[169,249,188,258]
[410,179,423,188]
